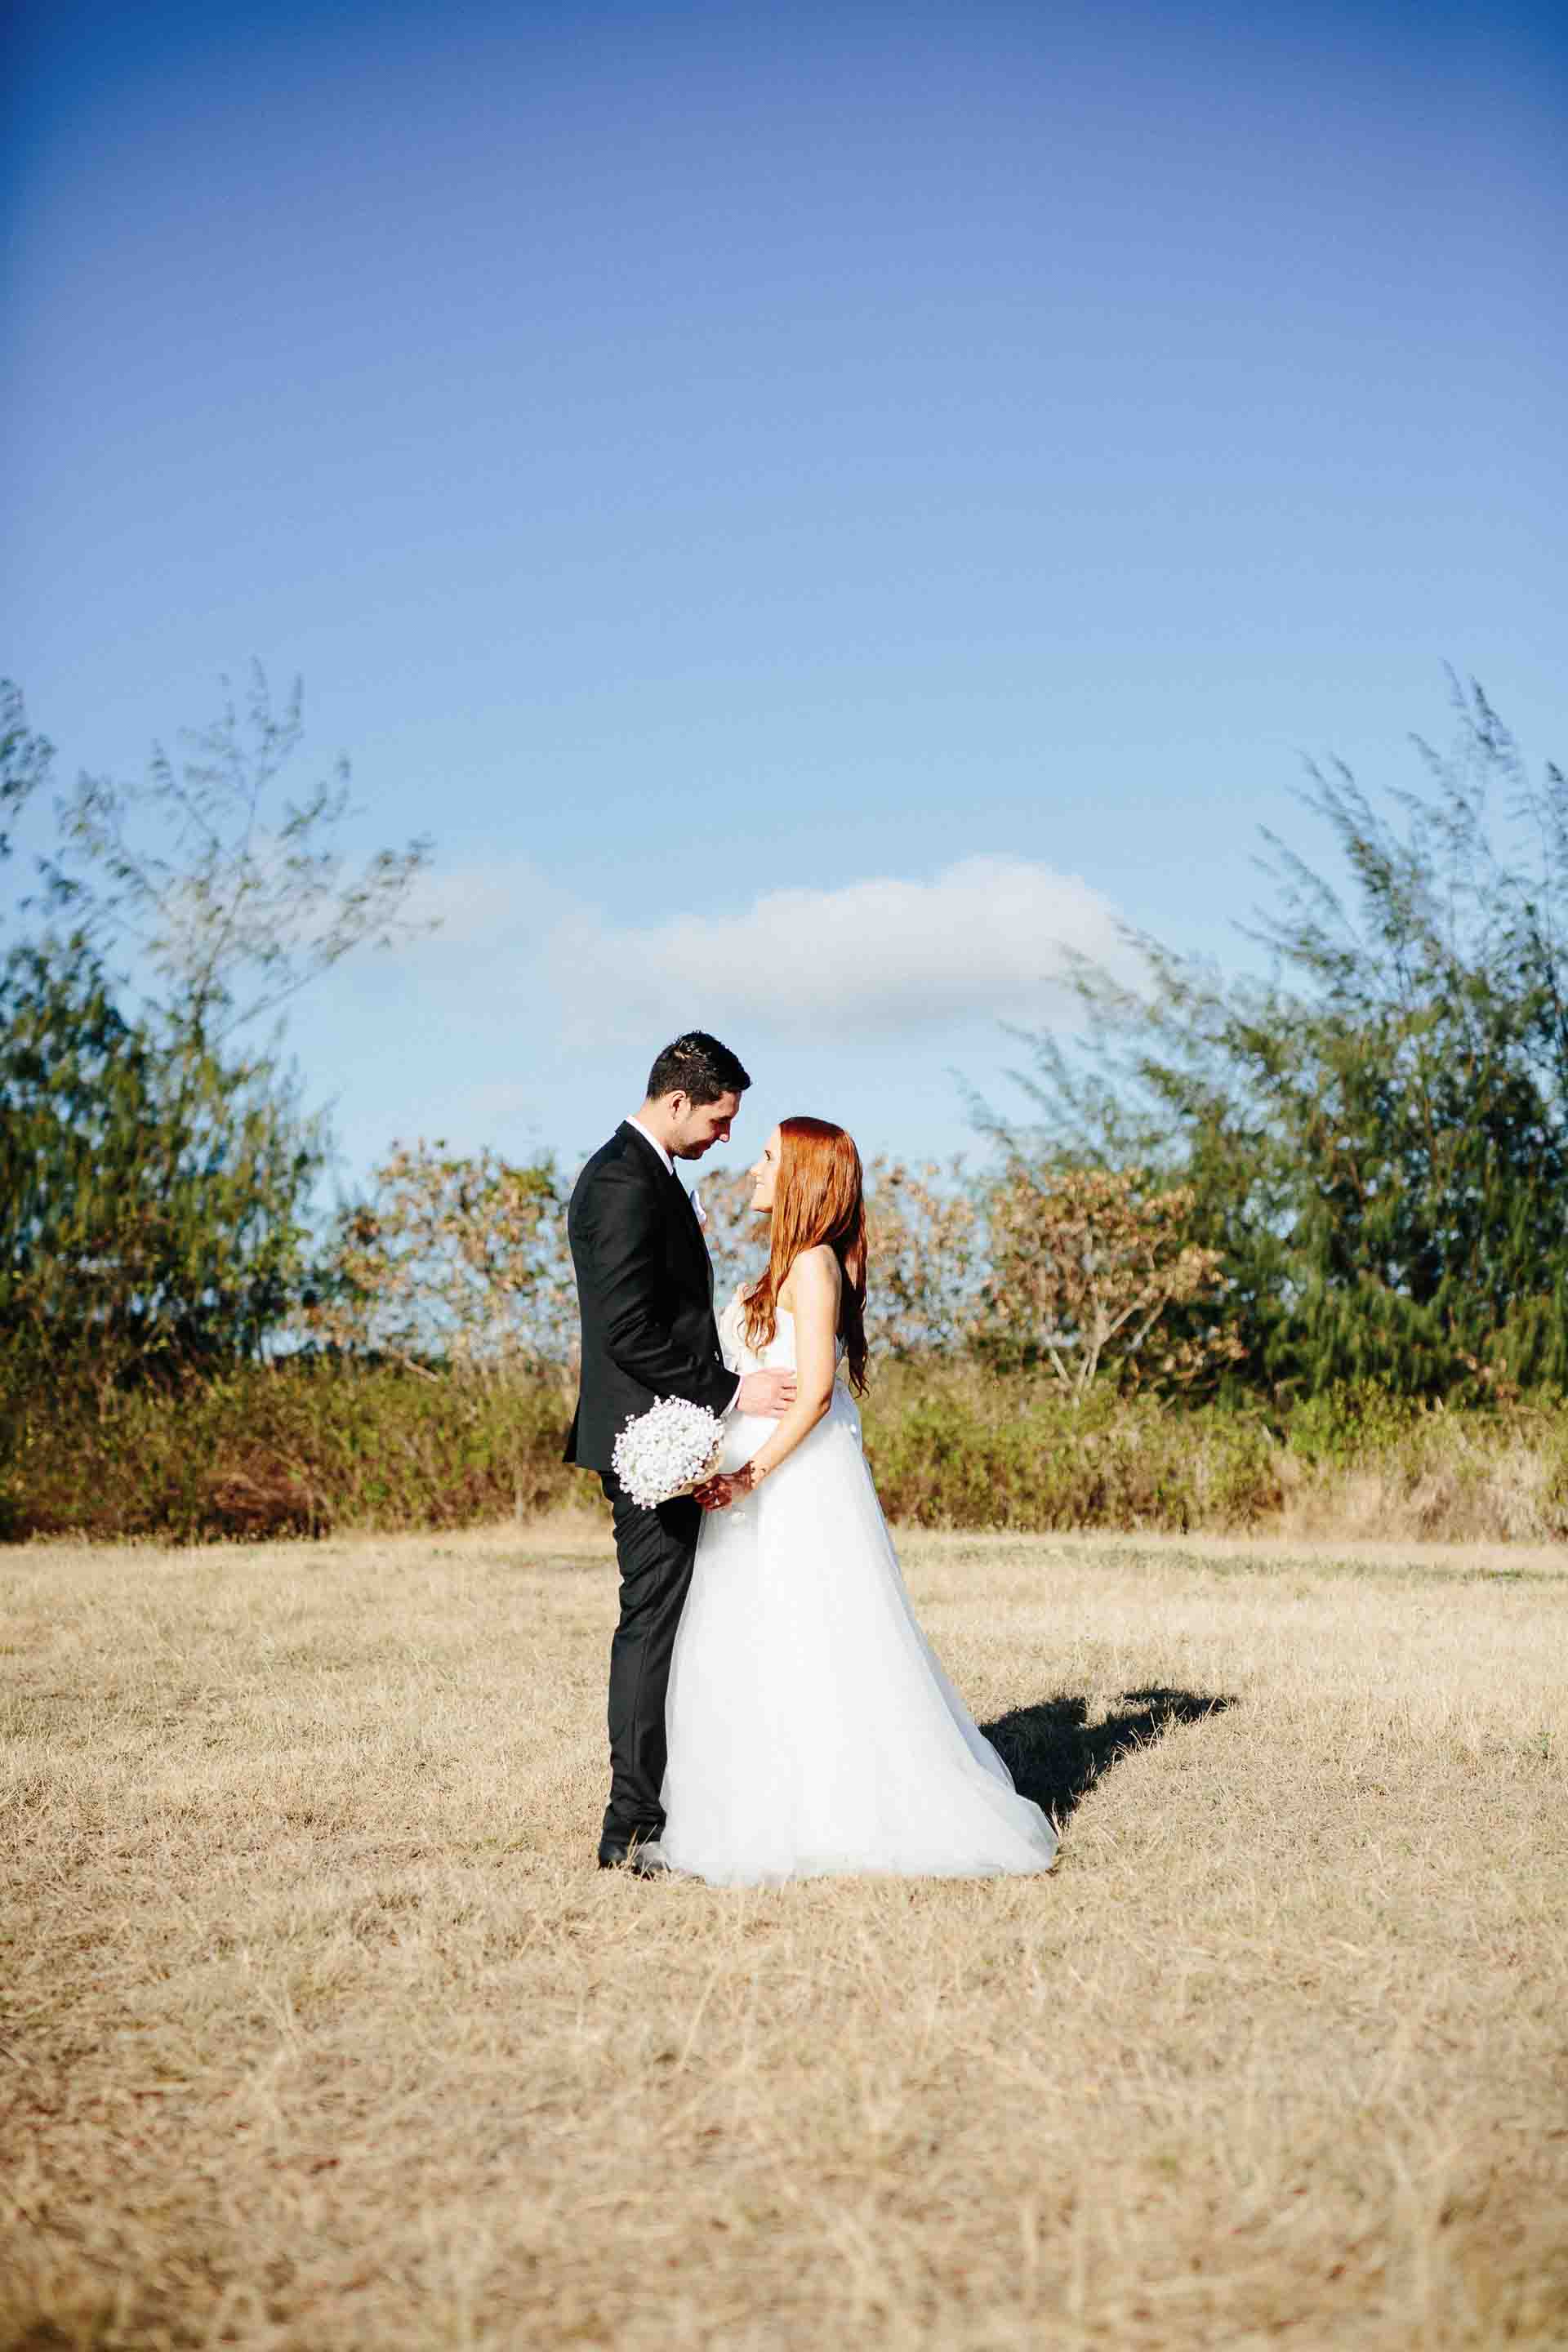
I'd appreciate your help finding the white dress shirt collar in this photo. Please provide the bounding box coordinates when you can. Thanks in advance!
[626,1112,675,1177]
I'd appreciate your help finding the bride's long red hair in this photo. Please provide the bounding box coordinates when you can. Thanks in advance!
[744,1116,868,1394]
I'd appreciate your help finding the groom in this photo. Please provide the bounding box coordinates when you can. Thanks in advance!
[565,1031,795,1873]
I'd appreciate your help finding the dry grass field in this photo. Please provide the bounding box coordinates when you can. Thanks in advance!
[3,1523,1566,2350]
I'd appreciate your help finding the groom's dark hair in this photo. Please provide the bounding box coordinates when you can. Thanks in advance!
[646,1031,751,1105]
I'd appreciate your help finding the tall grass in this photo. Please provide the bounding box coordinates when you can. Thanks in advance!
[5,1351,1568,1544]
[866,1363,1568,1544]
[0,1353,583,1542]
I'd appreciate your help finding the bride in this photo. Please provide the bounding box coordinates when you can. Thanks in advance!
[657,1116,1059,1886]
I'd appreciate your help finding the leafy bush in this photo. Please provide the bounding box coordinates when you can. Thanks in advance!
[7,1347,1568,1550]
[861,1364,1281,1532]
[303,1139,572,1367]
[0,1347,587,1543]
[1285,1379,1424,1468]
[979,1163,1241,1397]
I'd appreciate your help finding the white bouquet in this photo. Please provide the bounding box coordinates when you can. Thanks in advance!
[612,1396,727,1508]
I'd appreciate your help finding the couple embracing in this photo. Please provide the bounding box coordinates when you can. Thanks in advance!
[565,1030,1059,1887]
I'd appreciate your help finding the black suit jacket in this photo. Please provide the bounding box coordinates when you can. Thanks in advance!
[564,1123,735,1476]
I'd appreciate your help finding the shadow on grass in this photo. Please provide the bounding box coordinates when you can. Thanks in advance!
[980,1686,1237,1828]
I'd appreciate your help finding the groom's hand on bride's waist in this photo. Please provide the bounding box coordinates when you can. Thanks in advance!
[735,1370,795,1417]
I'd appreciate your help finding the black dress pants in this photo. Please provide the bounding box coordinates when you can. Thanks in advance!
[600,1474,703,1843]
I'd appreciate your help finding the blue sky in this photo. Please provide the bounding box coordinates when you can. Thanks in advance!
[6,0,1565,1189]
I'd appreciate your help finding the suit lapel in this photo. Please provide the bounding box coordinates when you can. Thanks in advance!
[667,1166,715,1300]
[616,1125,714,1310]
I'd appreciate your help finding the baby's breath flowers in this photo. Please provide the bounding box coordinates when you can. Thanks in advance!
[612,1396,727,1508]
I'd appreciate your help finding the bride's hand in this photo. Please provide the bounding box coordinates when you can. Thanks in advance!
[694,1474,736,1512]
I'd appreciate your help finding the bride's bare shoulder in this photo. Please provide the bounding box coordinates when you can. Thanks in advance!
[779,1245,841,1317]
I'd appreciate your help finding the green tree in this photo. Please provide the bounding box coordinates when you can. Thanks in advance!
[0,672,433,1369]
[0,940,320,1365]
[991,679,1568,1401]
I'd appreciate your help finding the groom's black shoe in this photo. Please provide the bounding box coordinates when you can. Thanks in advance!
[597,1829,670,1878]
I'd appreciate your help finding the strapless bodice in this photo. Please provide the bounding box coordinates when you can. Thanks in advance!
[718,1287,799,1375]
[714,1287,854,1478]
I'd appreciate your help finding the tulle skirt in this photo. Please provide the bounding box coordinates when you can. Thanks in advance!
[658,1387,1059,1886]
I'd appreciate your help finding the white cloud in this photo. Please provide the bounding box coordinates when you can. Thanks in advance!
[314,854,1129,1174]
[546,856,1122,1036]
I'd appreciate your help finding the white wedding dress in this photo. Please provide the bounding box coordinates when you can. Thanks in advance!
[658,1291,1060,1886]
